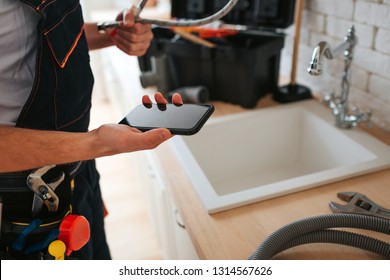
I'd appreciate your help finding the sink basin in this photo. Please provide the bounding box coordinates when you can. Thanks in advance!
[171,100,390,213]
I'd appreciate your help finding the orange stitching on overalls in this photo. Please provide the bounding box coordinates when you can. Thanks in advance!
[44,4,83,68]
[44,4,79,34]
[36,0,46,11]
[36,0,56,12]
[51,49,92,130]
[59,24,84,68]
[45,24,84,68]
[18,1,90,129]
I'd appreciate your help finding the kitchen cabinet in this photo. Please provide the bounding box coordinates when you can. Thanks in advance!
[137,152,198,260]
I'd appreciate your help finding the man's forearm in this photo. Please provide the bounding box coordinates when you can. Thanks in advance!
[84,23,114,51]
[0,122,172,173]
[0,126,102,173]
[0,94,179,173]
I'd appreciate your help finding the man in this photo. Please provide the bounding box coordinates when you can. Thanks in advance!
[0,0,181,259]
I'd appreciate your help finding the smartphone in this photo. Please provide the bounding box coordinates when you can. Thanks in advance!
[119,103,215,135]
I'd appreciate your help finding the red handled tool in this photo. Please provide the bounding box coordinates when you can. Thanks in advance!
[58,214,90,256]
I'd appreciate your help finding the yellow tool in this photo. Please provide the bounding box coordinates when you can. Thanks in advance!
[48,240,66,260]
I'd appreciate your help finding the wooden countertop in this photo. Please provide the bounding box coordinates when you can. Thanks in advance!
[152,95,390,260]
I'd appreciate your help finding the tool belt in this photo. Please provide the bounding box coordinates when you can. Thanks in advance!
[0,163,89,260]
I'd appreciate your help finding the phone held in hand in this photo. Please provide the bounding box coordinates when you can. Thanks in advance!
[119,103,215,135]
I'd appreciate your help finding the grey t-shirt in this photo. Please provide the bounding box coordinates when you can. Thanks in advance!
[0,0,40,126]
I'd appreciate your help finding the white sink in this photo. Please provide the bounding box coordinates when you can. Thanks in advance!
[171,100,390,213]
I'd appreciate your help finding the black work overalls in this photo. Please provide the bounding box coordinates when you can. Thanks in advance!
[0,0,110,259]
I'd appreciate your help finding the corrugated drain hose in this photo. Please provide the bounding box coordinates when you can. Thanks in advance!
[248,214,390,260]
[98,1,240,33]
[136,0,240,27]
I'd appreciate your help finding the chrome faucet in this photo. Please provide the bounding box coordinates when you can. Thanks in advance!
[307,26,371,129]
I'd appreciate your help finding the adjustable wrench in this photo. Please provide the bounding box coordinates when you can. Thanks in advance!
[26,165,65,217]
[329,191,390,220]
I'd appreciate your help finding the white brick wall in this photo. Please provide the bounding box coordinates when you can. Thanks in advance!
[376,28,390,54]
[281,0,390,131]
[355,1,390,29]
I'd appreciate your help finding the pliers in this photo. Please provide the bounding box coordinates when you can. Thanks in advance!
[26,165,65,217]
[329,191,390,220]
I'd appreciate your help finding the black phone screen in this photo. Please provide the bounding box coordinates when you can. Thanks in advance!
[119,103,214,135]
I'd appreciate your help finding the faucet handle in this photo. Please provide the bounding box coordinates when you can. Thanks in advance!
[321,92,335,104]
[362,108,373,128]
[352,106,372,128]
[321,92,339,114]
[351,105,360,115]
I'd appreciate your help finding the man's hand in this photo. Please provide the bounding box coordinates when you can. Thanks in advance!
[94,93,183,156]
[109,7,153,56]
[84,7,153,55]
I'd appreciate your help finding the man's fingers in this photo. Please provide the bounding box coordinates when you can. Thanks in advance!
[171,93,183,106]
[154,92,168,104]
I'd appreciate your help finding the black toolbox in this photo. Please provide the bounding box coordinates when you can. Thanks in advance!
[138,0,296,108]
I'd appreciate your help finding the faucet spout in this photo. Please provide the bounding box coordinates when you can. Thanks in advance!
[307,26,371,129]
[307,39,352,76]
[307,42,333,75]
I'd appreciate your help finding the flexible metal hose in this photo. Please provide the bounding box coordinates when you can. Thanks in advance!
[135,0,240,27]
[248,214,390,260]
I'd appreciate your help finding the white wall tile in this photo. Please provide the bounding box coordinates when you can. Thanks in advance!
[309,0,354,19]
[369,74,390,104]
[354,1,390,29]
[282,0,390,131]
[375,28,390,55]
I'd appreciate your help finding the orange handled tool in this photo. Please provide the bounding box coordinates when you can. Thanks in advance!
[58,214,90,256]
